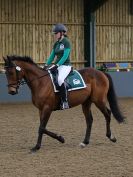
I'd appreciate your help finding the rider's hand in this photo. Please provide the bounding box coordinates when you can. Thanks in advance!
[43,64,48,70]
[48,64,58,72]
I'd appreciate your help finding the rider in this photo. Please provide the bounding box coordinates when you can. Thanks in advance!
[45,23,72,109]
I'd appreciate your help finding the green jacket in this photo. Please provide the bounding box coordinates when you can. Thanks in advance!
[46,37,71,66]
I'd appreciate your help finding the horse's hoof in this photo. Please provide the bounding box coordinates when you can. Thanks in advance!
[110,137,117,143]
[107,133,117,143]
[58,136,65,143]
[79,142,86,148]
[30,146,40,153]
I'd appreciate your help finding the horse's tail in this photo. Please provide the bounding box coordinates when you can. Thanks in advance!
[105,72,125,123]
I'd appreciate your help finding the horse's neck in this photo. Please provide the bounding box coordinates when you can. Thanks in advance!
[25,64,44,79]
[19,62,48,87]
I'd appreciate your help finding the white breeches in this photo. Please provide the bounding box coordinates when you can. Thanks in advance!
[57,65,72,86]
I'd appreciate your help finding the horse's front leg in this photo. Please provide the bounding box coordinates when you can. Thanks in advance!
[31,106,51,152]
[31,106,65,152]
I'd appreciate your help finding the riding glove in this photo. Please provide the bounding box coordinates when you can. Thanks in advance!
[48,64,58,72]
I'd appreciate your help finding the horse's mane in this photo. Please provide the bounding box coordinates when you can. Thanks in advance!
[7,55,38,66]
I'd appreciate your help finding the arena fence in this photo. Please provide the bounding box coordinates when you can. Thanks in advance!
[95,0,133,67]
[0,0,85,70]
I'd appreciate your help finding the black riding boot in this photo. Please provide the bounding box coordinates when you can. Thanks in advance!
[59,83,69,109]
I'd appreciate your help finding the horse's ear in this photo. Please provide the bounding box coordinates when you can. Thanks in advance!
[3,56,7,62]
[6,55,12,63]
[3,56,12,66]
[6,55,10,60]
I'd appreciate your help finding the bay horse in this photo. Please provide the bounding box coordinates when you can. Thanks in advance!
[3,56,125,152]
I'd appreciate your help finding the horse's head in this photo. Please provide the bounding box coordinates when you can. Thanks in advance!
[3,56,24,95]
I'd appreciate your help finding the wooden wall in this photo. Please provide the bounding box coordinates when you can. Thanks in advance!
[95,0,133,65]
[0,0,84,69]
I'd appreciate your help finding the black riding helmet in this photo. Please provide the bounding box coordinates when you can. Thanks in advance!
[52,23,67,33]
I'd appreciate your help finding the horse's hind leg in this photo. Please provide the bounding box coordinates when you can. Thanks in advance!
[96,103,117,143]
[80,102,93,148]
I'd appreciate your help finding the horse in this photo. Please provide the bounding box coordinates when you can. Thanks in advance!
[3,55,125,152]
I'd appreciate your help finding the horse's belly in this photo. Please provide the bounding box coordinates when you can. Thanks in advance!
[68,85,91,107]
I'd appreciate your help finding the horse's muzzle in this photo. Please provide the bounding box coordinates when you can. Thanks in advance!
[8,88,18,95]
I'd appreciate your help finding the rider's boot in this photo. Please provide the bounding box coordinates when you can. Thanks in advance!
[59,83,69,110]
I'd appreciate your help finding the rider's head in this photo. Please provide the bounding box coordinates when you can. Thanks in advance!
[52,23,67,40]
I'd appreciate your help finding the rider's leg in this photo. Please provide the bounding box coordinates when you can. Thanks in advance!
[57,65,71,109]
[59,83,69,109]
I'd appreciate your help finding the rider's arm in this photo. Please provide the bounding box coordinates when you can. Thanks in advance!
[56,48,71,66]
[46,49,55,65]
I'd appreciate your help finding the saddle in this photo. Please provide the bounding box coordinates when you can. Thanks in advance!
[48,69,86,92]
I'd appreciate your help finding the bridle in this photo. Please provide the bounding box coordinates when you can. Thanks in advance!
[4,63,50,90]
[4,64,22,90]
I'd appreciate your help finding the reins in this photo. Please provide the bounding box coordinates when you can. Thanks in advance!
[19,72,50,86]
